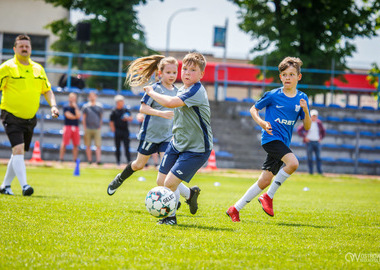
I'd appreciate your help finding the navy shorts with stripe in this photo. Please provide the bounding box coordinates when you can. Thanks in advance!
[137,140,169,155]
[159,142,211,183]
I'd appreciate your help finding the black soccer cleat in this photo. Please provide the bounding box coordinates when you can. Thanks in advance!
[157,216,177,225]
[107,173,124,196]
[22,185,34,196]
[177,201,181,210]
[186,186,201,215]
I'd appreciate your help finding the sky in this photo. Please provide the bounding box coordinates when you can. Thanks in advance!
[72,0,379,69]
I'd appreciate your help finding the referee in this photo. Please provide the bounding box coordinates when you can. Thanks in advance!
[0,35,59,196]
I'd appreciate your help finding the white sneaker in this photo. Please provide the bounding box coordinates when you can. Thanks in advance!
[0,185,14,195]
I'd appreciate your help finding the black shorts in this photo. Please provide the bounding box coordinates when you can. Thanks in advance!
[1,110,37,151]
[261,140,292,175]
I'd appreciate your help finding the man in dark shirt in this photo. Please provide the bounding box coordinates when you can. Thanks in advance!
[59,93,81,162]
[110,95,133,165]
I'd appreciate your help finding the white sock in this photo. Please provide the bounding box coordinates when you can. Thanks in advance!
[169,188,180,217]
[178,183,190,200]
[12,155,28,188]
[267,168,290,199]
[2,155,15,188]
[234,182,263,211]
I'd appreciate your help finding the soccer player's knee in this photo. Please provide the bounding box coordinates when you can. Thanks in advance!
[134,162,145,171]
[289,160,299,171]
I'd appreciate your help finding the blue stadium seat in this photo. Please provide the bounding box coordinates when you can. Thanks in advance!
[101,89,117,95]
[130,133,137,140]
[326,116,341,122]
[102,131,114,138]
[322,143,339,149]
[359,118,376,124]
[336,157,354,163]
[102,104,113,110]
[341,130,356,136]
[131,105,141,111]
[215,151,234,158]
[290,141,303,147]
[66,87,81,93]
[321,157,335,162]
[0,141,12,147]
[225,97,239,102]
[328,103,341,109]
[213,138,219,143]
[312,103,326,108]
[42,143,59,150]
[121,90,136,96]
[101,145,116,152]
[341,144,355,150]
[58,101,69,107]
[358,158,372,164]
[46,129,62,135]
[242,97,255,103]
[359,145,374,151]
[342,117,359,124]
[360,131,375,137]
[325,129,340,135]
[83,88,98,94]
[360,106,375,111]
[345,105,359,110]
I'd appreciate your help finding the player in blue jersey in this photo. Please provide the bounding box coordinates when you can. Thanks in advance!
[107,55,200,215]
[227,57,311,222]
[143,52,213,225]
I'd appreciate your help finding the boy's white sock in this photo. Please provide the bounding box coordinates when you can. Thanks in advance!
[267,168,290,199]
[11,155,28,188]
[234,182,262,211]
[169,188,180,217]
[2,155,15,188]
[178,183,190,200]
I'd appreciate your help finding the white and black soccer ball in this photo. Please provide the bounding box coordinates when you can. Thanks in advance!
[145,186,176,218]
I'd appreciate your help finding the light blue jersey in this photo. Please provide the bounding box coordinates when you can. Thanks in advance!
[255,87,309,147]
[138,82,177,143]
[173,82,213,153]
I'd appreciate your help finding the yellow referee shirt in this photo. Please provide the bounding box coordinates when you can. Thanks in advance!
[0,56,51,119]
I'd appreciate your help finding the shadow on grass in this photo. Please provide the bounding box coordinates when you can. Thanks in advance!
[176,224,234,232]
[276,222,333,229]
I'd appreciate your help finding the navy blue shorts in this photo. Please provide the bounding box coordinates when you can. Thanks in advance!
[261,140,292,175]
[159,142,211,183]
[137,140,169,155]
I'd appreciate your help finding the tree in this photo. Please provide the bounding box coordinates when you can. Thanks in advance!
[44,0,158,89]
[230,0,380,96]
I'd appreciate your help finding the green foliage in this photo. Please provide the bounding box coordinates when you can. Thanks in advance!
[0,166,379,268]
[367,62,380,89]
[44,0,158,89]
[231,0,380,96]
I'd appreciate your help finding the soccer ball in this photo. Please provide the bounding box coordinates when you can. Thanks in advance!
[145,186,176,218]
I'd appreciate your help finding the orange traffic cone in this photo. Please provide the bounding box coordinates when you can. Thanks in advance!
[30,141,43,162]
[206,149,217,170]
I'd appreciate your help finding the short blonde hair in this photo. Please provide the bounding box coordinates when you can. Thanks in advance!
[278,57,303,74]
[182,52,207,72]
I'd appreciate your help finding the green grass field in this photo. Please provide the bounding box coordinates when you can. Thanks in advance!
[0,165,379,269]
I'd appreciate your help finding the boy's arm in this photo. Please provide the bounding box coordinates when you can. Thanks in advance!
[300,98,311,130]
[140,103,174,120]
[143,86,185,108]
[250,105,273,135]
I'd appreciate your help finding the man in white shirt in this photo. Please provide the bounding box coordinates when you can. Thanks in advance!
[297,109,326,175]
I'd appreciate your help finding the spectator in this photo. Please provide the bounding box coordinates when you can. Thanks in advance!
[297,109,326,175]
[82,91,103,165]
[59,93,81,162]
[109,95,133,166]
[0,34,59,196]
